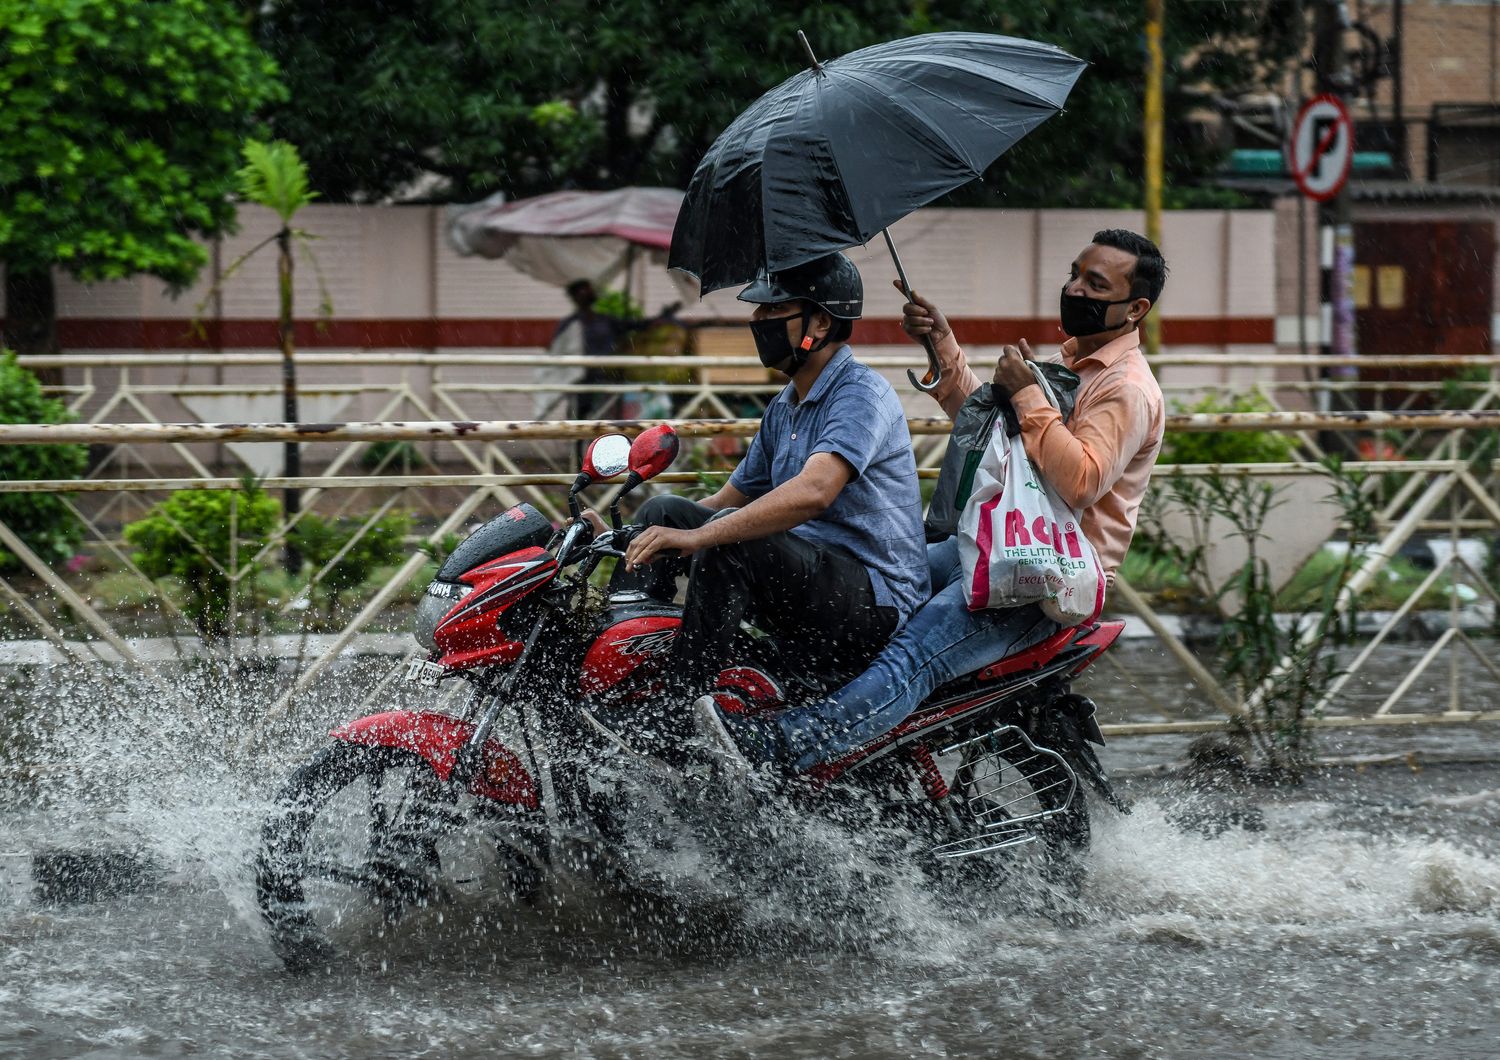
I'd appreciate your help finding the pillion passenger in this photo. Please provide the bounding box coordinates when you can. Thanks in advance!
[698,229,1168,770]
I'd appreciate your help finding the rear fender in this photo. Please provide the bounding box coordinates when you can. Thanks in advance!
[1068,620,1124,677]
[330,710,539,810]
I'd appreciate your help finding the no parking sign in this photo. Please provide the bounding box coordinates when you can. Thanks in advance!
[1288,94,1353,202]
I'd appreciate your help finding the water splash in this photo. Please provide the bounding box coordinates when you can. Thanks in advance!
[6,661,1500,1056]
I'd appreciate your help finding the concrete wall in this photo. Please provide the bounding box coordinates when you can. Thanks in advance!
[5,203,1275,365]
[1,204,1283,470]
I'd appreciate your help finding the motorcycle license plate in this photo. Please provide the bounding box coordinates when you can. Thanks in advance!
[405,659,446,687]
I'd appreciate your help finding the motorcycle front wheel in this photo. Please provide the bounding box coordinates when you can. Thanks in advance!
[255,741,542,973]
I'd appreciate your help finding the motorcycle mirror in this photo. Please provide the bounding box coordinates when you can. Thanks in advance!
[628,424,680,482]
[581,434,631,483]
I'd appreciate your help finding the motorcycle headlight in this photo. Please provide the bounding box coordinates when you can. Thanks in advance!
[413,580,471,650]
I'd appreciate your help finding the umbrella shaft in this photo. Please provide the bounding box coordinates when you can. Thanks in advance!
[883,228,915,299]
[882,228,942,393]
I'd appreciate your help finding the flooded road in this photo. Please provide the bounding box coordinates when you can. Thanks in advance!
[2,649,1498,1058]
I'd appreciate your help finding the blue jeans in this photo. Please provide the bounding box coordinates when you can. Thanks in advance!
[773,537,1059,771]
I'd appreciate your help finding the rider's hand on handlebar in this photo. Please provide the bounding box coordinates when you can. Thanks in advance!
[582,509,608,539]
[893,279,952,348]
[624,525,696,571]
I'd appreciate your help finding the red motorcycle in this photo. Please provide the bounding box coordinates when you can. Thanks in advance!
[256,425,1127,971]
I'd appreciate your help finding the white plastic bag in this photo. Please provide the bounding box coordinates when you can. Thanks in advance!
[957,370,1106,625]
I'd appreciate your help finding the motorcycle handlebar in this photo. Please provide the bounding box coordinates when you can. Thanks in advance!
[572,523,680,568]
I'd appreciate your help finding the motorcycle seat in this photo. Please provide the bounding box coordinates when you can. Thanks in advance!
[803,618,1126,785]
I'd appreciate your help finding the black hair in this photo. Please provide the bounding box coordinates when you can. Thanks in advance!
[826,317,855,345]
[799,303,854,348]
[565,278,593,298]
[1092,229,1168,305]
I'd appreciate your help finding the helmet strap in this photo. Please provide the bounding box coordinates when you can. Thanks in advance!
[796,305,834,363]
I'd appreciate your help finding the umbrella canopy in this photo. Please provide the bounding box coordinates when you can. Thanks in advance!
[448,186,685,289]
[669,32,1087,295]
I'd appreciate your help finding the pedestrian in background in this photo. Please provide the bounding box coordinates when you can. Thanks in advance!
[551,279,678,422]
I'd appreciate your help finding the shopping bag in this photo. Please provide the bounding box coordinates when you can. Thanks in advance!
[957,367,1105,625]
[923,383,1003,542]
[924,365,1082,542]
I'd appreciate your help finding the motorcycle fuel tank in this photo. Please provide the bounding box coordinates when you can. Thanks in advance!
[425,546,558,669]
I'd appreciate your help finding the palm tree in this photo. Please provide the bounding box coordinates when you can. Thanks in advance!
[231,140,322,571]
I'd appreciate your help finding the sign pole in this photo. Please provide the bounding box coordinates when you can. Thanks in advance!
[1315,1,1358,418]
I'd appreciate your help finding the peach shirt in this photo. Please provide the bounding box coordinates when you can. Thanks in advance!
[930,328,1165,578]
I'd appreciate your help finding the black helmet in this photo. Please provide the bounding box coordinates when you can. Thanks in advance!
[738,252,863,320]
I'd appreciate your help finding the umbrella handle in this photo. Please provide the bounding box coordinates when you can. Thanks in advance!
[906,336,943,394]
[883,229,943,393]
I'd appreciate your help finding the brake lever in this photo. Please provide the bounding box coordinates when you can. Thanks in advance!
[586,525,633,559]
[587,525,680,564]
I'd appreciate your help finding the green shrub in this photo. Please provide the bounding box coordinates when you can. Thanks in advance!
[417,531,465,568]
[1117,539,1194,598]
[1440,365,1490,407]
[290,510,411,618]
[123,483,280,637]
[1155,458,1376,779]
[1162,392,1299,466]
[0,351,88,571]
[1279,550,1452,613]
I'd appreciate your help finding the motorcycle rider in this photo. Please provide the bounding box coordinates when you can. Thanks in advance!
[697,229,1168,771]
[583,252,930,756]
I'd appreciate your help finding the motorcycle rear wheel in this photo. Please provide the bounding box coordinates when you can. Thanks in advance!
[255,741,541,973]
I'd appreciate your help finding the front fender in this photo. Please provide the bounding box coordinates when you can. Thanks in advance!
[330,710,539,810]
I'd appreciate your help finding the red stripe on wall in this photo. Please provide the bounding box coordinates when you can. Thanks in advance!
[23,316,1273,350]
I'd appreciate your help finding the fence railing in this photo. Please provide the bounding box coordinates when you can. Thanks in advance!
[18,350,1500,486]
[1,413,1496,741]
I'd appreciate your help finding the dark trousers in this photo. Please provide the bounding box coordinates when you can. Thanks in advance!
[612,495,898,699]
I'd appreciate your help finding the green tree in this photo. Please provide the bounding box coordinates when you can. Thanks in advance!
[934,1,1305,208]
[213,139,323,568]
[250,0,577,202]
[253,1,933,199]
[0,0,283,356]
[252,0,1300,207]
[0,350,87,570]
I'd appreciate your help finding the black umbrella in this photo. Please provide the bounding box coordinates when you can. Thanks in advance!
[669,31,1086,390]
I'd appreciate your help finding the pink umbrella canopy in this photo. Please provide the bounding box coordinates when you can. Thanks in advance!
[447,187,686,289]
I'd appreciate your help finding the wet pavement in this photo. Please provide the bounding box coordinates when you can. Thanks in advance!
[2,647,1498,1059]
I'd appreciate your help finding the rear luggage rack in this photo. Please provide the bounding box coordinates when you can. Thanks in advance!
[929,724,1078,860]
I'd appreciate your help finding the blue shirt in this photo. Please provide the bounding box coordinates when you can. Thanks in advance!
[729,346,929,623]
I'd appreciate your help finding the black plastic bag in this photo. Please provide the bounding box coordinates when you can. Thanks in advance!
[923,363,1080,542]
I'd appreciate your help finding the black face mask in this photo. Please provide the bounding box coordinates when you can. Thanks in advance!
[749,309,817,373]
[1059,285,1136,338]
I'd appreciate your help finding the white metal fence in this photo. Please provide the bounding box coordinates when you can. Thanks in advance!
[2,403,1496,739]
